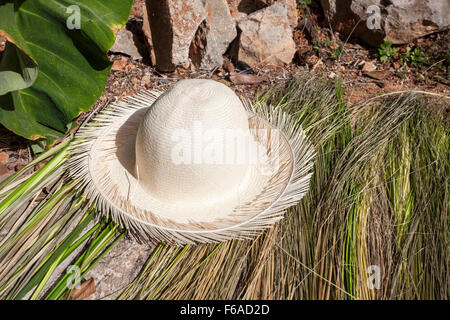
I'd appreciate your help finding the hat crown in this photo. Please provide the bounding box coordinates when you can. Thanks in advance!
[135,79,252,206]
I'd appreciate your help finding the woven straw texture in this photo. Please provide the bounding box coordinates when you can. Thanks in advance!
[65,80,315,244]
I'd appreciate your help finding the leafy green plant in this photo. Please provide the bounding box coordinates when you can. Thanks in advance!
[378,41,398,63]
[297,0,312,14]
[311,39,323,52]
[330,44,344,60]
[0,0,134,148]
[379,42,427,67]
[312,39,344,60]
[402,47,426,66]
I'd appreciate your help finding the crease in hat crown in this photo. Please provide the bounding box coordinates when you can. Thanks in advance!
[66,78,316,244]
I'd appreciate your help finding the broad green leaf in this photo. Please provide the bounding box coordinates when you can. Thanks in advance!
[0,0,133,146]
[0,42,38,95]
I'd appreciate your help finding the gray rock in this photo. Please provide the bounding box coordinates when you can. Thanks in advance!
[320,0,450,46]
[227,0,298,26]
[226,0,257,21]
[110,28,143,60]
[236,2,296,68]
[142,0,300,71]
[143,0,207,71]
[85,237,152,300]
[33,221,152,300]
[254,0,299,28]
[189,0,237,70]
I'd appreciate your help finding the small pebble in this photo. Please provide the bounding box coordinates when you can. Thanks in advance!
[0,152,8,165]
[362,61,377,72]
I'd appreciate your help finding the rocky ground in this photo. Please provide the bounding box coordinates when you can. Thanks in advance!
[0,0,448,299]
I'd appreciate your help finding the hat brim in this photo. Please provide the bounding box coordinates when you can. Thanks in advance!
[66,90,315,244]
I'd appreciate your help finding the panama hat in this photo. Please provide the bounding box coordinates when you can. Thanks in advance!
[66,79,315,244]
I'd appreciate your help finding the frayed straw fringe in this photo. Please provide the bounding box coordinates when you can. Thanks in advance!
[64,90,315,244]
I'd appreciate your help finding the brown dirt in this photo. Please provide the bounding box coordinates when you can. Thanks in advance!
[0,127,31,181]
[129,0,145,19]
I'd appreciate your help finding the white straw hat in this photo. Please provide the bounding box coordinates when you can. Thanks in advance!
[66,79,315,244]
